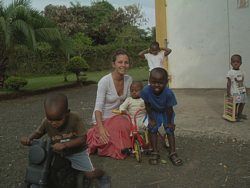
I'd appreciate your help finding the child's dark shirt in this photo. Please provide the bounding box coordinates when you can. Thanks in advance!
[35,111,87,154]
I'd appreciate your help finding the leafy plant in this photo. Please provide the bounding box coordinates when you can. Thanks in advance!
[66,56,89,82]
[72,32,92,57]
[0,0,62,87]
[5,76,28,90]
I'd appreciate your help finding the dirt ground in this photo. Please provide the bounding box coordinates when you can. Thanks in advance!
[0,85,249,188]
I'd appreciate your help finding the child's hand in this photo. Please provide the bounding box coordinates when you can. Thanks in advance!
[20,136,32,146]
[120,110,128,115]
[52,143,66,152]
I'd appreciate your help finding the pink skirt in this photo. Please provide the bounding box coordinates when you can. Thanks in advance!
[87,115,132,159]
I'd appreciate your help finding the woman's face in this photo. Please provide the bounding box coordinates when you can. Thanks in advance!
[112,54,129,75]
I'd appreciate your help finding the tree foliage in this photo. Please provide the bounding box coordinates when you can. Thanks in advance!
[1,0,152,80]
[44,1,149,45]
[72,32,92,57]
[43,4,87,36]
[0,0,62,87]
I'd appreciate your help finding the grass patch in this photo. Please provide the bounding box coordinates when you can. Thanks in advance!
[128,66,148,81]
[0,66,148,93]
[0,88,15,94]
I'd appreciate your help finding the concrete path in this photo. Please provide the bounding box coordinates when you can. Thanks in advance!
[174,89,250,141]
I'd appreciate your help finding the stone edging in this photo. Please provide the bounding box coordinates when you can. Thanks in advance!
[0,81,96,101]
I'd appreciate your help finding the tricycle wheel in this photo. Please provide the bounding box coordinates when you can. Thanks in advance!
[134,140,142,163]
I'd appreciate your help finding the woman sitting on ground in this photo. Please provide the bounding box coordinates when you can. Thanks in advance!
[87,49,133,159]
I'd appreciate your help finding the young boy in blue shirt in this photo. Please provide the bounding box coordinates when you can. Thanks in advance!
[140,67,182,166]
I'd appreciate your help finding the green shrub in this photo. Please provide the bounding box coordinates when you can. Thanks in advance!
[82,42,149,71]
[66,56,89,82]
[7,42,149,75]
[5,76,28,90]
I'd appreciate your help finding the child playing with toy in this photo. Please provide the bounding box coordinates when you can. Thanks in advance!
[119,81,147,130]
[138,41,172,71]
[20,93,104,184]
[140,67,182,166]
[227,54,248,121]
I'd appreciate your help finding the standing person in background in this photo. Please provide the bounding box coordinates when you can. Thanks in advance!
[227,54,248,121]
[138,41,172,72]
[87,49,133,159]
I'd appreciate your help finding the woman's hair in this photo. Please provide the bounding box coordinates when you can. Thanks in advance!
[111,49,130,63]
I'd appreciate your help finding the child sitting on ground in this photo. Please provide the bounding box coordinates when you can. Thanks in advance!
[20,93,104,185]
[119,81,147,130]
[140,67,182,166]
[138,41,172,72]
[227,54,248,121]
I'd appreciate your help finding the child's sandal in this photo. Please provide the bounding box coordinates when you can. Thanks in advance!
[148,152,160,165]
[169,152,183,166]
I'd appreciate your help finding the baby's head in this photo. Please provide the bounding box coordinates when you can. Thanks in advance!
[130,81,143,99]
[149,41,160,55]
[149,67,168,95]
[44,93,69,128]
[231,54,242,70]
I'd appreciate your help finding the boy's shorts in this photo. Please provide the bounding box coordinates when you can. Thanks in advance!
[66,149,94,172]
[147,112,175,134]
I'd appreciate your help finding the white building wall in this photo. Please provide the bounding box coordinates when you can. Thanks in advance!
[228,0,250,77]
[167,0,250,88]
